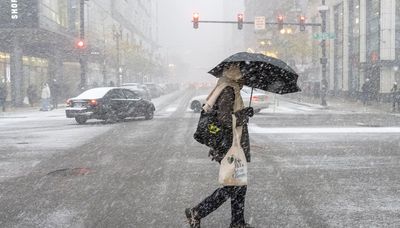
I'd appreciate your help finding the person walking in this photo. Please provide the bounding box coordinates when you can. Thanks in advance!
[40,82,51,111]
[361,78,371,106]
[186,64,254,228]
[27,84,37,107]
[50,79,60,109]
[0,82,7,112]
[391,82,400,112]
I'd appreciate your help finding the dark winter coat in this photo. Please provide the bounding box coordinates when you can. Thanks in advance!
[208,86,251,163]
[0,84,7,101]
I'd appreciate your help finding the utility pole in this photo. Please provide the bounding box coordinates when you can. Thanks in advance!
[79,0,87,91]
[319,0,328,106]
[113,25,122,86]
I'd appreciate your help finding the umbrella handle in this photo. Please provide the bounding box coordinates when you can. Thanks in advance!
[249,87,254,107]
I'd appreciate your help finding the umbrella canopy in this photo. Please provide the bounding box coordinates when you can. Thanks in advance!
[208,52,301,94]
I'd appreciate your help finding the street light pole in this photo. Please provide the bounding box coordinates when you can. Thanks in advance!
[113,25,122,86]
[319,0,328,106]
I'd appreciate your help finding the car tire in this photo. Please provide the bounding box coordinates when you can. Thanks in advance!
[75,116,87,124]
[192,101,202,113]
[105,111,118,123]
[145,108,154,120]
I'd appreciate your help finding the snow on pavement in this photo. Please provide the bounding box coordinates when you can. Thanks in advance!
[249,123,400,134]
[0,109,110,181]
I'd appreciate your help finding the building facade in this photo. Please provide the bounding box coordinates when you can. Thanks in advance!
[0,0,161,107]
[326,0,398,100]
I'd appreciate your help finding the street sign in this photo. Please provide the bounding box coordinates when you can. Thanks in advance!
[254,16,265,30]
[313,32,336,40]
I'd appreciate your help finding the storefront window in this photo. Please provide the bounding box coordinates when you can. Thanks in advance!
[0,52,10,83]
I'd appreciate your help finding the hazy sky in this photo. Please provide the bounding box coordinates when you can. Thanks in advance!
[158,0,244,82]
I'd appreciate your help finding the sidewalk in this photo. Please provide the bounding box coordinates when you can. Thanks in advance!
[285,95,396,114]
[0,103,66,117]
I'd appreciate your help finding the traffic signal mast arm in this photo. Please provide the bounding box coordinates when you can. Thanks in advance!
[191,20,321,27]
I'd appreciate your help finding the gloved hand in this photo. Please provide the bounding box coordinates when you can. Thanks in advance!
[244,107,254,117]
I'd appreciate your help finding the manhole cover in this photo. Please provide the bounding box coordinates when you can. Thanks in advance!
[47,167,91,176]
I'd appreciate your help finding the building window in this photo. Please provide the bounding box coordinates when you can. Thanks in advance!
[349,0,361,92]
[366,0,380,61]
[40,0,69,28]
[396,0,400,58]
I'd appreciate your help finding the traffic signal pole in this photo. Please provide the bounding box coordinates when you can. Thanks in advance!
[319,0,328,106]
[79,0,87,91]
[194,20,321,27]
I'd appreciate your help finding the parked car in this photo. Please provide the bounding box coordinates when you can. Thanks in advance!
[144,83,163,98]
[65,87,155,124]
[121,83,151,101]
[189,86,270,113]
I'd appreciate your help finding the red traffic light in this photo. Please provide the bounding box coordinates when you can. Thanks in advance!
[277,15,284,30]
[75,39,86,49]
[193,12,199,29]
[299,15,306,31]
[237,13,244,30]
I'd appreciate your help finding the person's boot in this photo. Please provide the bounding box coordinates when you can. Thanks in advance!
[185,208,200,228]
[230,223,254,228]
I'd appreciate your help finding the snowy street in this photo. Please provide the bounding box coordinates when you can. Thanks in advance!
[1,88,400,227]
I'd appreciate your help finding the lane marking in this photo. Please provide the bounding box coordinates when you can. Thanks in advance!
[249,123,400,134]
[165,107,177,112]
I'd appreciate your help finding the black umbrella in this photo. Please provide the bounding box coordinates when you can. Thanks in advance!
[208,52,301,95]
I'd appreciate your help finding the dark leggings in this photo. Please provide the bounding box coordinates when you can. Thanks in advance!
[193,185,247,225]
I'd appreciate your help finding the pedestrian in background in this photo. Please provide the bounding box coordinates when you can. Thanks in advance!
[186,64,254,228]
[27,84,37,107]
[361,78,371,106]
[0,82,7,112]
[40,82,51,111]
[391,82,400,112]
[50,79,60,109]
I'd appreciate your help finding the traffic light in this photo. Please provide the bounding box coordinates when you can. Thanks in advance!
[75,39,86,49]
[193,12,199,29]
[237,13,244,30]
[277,15,284,30]
[299,15,306,31]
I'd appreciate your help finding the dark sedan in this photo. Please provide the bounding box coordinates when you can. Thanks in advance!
[65,87,155,124]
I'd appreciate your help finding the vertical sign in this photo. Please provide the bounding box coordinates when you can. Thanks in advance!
[0,0,39,28]
[254,16,265,30]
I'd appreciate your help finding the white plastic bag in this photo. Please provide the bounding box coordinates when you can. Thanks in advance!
[218,115,248,186]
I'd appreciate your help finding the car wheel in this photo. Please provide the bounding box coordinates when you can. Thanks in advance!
[191,101,202,113]
[105,111,118,123]
[145,108,154,120]
[75,116,87,124]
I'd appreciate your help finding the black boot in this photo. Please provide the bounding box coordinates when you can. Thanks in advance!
[185,208,200,228]
[230,223,254,228]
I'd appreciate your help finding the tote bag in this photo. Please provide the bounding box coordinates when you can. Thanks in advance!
[218,115,248,186]
[193,109,226,150]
